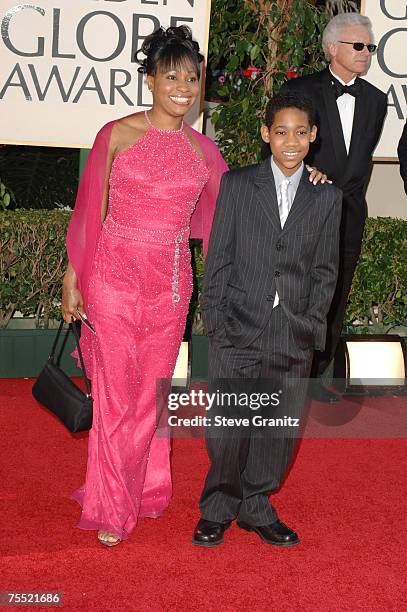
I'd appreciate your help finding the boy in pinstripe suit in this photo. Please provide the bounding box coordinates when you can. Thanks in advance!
[193,93,342,548]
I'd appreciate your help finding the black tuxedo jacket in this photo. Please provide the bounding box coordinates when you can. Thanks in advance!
[280,68,387,249]
[201,160,342,351]
[397,121,407,195]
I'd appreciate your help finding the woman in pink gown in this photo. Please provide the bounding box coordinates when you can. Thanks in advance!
[61,26,227,546]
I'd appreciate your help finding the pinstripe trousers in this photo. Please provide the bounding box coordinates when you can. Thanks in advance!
[199,306,313,526]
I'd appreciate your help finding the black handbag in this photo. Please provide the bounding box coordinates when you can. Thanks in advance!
[32,319,93,433]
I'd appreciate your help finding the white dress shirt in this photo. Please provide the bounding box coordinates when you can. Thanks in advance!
[329,66,355,154]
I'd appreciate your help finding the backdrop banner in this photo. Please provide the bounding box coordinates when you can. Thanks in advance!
[0,0,211,147]
[361,0,407,159]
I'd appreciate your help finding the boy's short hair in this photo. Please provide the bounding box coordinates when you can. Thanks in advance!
[265,92,316,128]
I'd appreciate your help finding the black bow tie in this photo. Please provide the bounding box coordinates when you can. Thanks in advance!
[331,78,359,99]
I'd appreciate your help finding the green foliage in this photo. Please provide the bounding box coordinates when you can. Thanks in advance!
[0,210,70,328]
[2,213,405,335]
[207,0,328,167]
[190,239,205,334]
[0,178,15,211]
[345,218,407,332]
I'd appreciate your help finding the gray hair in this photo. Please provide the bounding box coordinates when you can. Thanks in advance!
[322,13,374,61]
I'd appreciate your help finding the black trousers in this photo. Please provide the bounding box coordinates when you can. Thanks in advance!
[312,247,360,378]
[199,307,313,526]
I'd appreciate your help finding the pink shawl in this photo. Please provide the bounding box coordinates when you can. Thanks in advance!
[66,118,228,307]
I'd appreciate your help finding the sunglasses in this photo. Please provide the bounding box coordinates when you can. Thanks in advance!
[338,41,377,53]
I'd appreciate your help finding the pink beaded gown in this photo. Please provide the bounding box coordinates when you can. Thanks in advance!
[71,113,209,540]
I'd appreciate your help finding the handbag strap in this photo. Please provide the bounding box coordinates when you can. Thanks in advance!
[70,319,92,398]
[49,319,65,362]
[48,318,92,398]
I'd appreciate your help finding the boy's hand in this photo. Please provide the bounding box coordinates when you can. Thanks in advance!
[306,165,333,186]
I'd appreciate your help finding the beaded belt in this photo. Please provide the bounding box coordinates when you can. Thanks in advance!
[103,216,188,305]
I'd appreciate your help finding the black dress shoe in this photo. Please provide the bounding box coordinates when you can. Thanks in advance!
[237,519,299,547]
[192,518,231,547]
[308,381,340,403]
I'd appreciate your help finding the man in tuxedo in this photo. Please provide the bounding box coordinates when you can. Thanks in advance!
[397,121,407,195]
[280,13,387,402]
[192,93,342,547]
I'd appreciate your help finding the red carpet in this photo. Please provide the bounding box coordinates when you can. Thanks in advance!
[1,378,407,611]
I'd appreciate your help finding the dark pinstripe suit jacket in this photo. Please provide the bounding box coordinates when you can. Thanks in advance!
[201,159,343,351]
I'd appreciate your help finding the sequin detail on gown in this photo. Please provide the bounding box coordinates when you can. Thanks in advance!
[71,119,209,540]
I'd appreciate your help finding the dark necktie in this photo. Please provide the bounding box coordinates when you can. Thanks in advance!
[331,77,359,99]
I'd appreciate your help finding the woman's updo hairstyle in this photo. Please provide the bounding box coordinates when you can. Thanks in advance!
[135,25,204,79]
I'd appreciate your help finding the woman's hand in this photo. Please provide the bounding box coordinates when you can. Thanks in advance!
[306,165,333,186]
[61,264,85,324]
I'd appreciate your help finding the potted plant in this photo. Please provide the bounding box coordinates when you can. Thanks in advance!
[206,0,328,167]
[189,240,208,380]
[344,217,407,336]
[0,209,81,377]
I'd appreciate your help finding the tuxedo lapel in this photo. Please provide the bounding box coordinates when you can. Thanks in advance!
[281,168,315,235]
[343,77,364,182]
[320,68,348,174]
[253,158,282,231]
